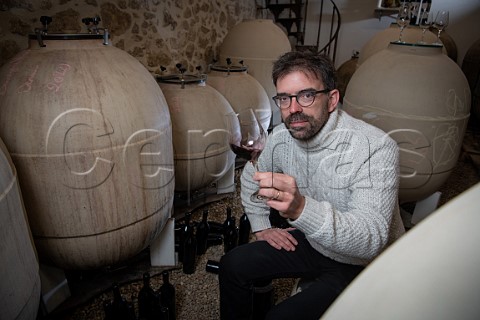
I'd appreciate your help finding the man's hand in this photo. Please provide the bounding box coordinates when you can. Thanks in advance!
[253,172,306,220]
[255,227,298,251]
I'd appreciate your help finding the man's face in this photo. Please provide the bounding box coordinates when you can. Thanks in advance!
[276,71,338,140]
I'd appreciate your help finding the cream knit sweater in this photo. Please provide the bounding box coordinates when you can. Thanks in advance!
[240,108,405,266]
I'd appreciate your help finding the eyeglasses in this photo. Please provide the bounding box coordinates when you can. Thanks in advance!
[272,89,330,109]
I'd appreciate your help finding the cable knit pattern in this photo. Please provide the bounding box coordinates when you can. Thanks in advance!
[240,108,405,266]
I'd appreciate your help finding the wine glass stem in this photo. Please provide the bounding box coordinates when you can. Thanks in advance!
[399,27,404,42]
[249,160,265,203]
[251,160,258,171]
[436,30,442,43]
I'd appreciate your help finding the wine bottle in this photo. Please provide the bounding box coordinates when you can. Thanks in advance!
[206,233,223,247]
[174,222,183,257]
[269,208,289,229]
[157,306,169,320]
[109,283,136,320]
[223,207,238,253]
[178,212,192,262]
[159,271,176,320]
[138,272,157,319]
[238,212,251,245]
[205,259,220,274]
[150,295,168,320]
[208,220,225,235]
[126,302,136,320]
[103,300,114,320]
[183,224,197,274]
[196,209,210,255]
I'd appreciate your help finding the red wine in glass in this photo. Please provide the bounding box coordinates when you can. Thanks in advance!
[229,144,262,162]
[226,108,267,203]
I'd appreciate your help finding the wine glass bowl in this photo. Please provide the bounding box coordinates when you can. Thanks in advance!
[395,4,411,43]
[433,10,449,45]
[225,108,267,203]
[417,10,432,44]
[226,108,266,166]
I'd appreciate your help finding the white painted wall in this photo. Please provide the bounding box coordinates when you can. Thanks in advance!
[301,0,480,67]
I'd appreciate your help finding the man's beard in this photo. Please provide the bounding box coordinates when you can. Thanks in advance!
[285,111,328,140]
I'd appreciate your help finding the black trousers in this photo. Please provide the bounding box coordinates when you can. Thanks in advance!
[219,230,364,320]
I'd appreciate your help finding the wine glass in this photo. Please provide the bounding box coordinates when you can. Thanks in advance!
[417,10,432,44]
[395,4,411,43]
[433,10,449,45]
[408,2,419,24]
[225,108,267,203]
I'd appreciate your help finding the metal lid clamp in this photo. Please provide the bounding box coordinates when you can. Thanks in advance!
[82,16,110,45]
[176,63,187,89]
[34,16,52,47]
[156,64,207,89]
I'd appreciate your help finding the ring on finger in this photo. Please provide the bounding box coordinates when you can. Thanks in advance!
[274,190,280,200]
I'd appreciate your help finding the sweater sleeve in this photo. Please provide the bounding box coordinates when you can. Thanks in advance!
[240,161,272,232]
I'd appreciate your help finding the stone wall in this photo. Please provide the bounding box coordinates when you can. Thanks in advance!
[0,0,257,73]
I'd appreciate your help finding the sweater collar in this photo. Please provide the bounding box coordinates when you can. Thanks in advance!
[292,107,340,150]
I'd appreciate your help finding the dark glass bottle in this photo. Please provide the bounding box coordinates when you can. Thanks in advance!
[208,220,225,235]
[125,302,136,320]
[108,283,136,320]
[138,272,157,319]
[205,259,220,274]
[150,295,168,320]
[159,271,176,320]
[269,208,289,229]
[196,209,210,255]
[157,306,169,320]
[223,207,238,253]
[183,224,197,274]
[238,212,251,245]
[103,300,113,320]
[178,212,192,263]
[206,233,223,247]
